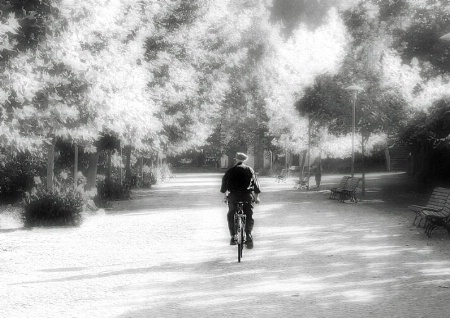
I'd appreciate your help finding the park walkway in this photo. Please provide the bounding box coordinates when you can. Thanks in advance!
[1,172,450,317]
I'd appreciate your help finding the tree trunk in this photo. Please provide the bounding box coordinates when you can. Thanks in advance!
[46,138,55,191]
[307,116,311,187]
[139,156,144,185]
[74,144,78,190]
[299,150,307,181]
[86,152,100,192]
[385,148,391,172]
[125,145,132,180]
[413,140,431,183]
[361,135,366,196]
[119,147,123,185]
[106,149,112,184]
[253,131,265,171]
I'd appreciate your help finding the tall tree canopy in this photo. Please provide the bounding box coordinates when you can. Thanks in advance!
[1,0,449,182]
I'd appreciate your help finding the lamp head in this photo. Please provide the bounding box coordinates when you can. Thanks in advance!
[345,85,364,99]
[439,33,450,42]
[344,85,364,92]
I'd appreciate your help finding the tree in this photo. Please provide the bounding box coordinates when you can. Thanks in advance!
[368,0,450,181]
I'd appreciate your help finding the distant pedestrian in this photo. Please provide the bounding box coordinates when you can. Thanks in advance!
[314,164,322,189]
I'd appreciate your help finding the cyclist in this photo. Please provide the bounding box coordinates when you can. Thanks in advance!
[220,152,261,249]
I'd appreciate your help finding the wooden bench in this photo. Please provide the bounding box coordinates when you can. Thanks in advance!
[276,169,287,183]
[421,196,450,238]
[329,176,351,200]
[337,177,362,202]
[409,187,450,226]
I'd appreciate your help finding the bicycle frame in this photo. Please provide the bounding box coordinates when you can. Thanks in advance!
[234,201,247,262]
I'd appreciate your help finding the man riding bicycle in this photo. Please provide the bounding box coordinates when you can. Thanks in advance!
[220,152,261,249]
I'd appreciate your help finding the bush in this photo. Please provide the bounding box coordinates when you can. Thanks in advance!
[149,163,173,183]
[22,172,85,227]
[96,180,131,201]
[0,154,46,204]
[23,188,83,227]
[141,165,156,188]
[160,163,173,180]
[140,164,173,187]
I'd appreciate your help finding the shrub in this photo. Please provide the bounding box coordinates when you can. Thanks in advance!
[160,163,173,180]
[23,188,83,227]
[22,172,85,227]
[96,180,131,201]
[151,165,163,181]
[141,165,156,188]
[0,154,46,204]
[140,164,174,188]
[144,163,173,184]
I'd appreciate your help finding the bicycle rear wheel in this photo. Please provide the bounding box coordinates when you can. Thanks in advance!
[238,224,244,262]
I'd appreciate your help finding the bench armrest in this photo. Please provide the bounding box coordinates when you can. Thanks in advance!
[423,207,442,212]
[409,205,441,212]
[422,208,442,212]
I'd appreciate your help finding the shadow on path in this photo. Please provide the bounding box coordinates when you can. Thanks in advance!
[3,171,450,318]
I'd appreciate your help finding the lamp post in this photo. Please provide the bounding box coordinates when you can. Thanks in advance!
[307,114,312,188]
[344,85,364,178]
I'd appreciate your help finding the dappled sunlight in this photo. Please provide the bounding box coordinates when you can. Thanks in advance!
[0,208,23,230]
[421,268,450,276]
[358,199,386,204]
[361,249,407,258]
[4,172,450,317]
[328,289,380,302]
[158,180,221,188]
[328,262,354,268]
[406,260,450,278]
[287,236,324,245]
[405,260,450,267]
[185,295,258,308]
[245,277,326,294]
[361,233,398,240]
[263,225,327,236]
[305,243,405,256]
[253,203,284,213]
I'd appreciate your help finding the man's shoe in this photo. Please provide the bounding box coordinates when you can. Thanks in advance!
[246,234,253,249]
[230,237,237,245]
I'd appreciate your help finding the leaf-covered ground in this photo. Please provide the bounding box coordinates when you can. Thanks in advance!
[1,172,450,318]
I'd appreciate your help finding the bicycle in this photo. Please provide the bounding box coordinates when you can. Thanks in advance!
[233,201,247,263]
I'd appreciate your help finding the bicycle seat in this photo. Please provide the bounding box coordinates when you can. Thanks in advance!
[235,201,251,204]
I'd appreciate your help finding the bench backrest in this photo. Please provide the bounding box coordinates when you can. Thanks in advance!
[333,176,350,191]
[442,196,450,217]
[335,176,351,190]
[344,177,361,191]
[427,187,450,209]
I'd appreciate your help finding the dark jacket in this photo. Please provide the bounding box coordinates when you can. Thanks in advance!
[220,162,261,194]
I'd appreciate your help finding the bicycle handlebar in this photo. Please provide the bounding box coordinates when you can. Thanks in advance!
[223,198,260,204]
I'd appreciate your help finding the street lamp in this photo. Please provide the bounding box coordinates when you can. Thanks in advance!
[344,85,364,178]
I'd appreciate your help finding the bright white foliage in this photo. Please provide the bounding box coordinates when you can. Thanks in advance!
[412,75,450,113]
[264,8,349,152]
[57,0,162,151]
[380,52,422,106]
[2,0,445,160]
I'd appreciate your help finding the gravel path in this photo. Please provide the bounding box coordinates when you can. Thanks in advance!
[1,172,450,318]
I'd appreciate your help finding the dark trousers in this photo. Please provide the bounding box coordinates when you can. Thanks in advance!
[227,192,254,236]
